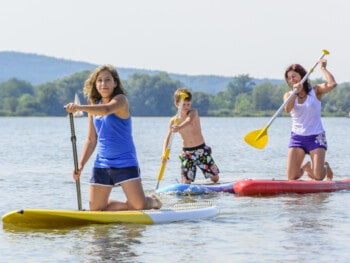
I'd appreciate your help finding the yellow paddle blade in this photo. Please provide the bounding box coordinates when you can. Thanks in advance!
[322,49,330,55]
[180,93,188,101]
[244,125,269,149]
[156,148,171,189]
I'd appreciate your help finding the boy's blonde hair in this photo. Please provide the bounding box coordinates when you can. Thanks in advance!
[174,88,192,104]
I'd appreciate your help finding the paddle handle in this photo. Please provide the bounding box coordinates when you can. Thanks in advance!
[265,49,329,128]
[68,113,83,211]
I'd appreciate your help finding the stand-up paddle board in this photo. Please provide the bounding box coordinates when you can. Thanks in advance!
[156,181,234,195]
[234,178,350,196]
[2,201,219,229]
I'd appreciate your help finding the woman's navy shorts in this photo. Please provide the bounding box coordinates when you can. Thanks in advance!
[90,166,140,186]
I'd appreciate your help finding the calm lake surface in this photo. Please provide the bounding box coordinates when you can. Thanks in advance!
[1,117,349,262]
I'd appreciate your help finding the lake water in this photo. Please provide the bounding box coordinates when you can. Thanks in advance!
[1,117,349,262]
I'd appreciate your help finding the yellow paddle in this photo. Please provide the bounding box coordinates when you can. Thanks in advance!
[156,92,188,189]
[244,49,330,149]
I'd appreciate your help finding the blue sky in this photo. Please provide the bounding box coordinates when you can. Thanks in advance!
[1,0,348,82]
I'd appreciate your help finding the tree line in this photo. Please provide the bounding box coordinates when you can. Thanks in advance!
[0,70,349,117]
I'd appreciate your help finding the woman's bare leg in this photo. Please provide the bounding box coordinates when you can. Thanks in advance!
[302,161,313,179]
[89,179,162,211]
[287,148,306,180]
[120,179,162,210]
[309,148,327,181]
[325,162,333,181]
[89,185,113,211]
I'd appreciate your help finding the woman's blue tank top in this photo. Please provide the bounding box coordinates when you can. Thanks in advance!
[93,114,138,168]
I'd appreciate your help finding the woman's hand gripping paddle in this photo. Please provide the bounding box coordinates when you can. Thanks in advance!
[68,113,83,210]
[155,93,188,190]
[244,49,330,149]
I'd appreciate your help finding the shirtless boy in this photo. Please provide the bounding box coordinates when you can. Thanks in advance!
[162,88,220,184]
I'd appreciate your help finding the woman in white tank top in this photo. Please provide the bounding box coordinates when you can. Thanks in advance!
[283,59,337,181]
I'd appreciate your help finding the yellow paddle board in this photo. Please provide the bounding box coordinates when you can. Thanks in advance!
[2,201,219,229]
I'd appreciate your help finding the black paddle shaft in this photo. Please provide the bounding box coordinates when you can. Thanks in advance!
[68,113,83,210]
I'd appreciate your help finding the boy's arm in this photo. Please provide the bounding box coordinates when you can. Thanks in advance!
[173,109,198,132]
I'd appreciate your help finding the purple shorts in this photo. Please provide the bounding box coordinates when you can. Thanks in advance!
[289,132,328,154]
[90,166,140,186]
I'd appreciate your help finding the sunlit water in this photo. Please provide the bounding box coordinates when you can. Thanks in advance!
[1,117,349,262]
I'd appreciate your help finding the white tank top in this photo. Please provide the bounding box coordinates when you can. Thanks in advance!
[290,88,324,135]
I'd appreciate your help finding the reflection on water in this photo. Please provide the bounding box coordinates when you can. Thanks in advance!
[282,193,332,233]
[72,224,146,262]
[3,223,146,262]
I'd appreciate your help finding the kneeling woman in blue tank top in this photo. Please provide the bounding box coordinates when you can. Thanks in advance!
[65,65,162,211]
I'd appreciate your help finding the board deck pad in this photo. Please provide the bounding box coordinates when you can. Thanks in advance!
[2,201,219,229]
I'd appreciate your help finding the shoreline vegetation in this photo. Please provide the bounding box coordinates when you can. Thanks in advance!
[1,73,349,117]
[1,52,349,117]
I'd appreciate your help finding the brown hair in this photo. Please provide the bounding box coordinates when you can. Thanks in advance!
[284,64,311,94]
[83,64,126,104]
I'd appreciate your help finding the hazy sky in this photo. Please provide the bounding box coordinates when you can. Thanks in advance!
[1,0,348,82]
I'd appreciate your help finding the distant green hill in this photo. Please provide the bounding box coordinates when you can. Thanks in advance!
[0,51,282,93]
